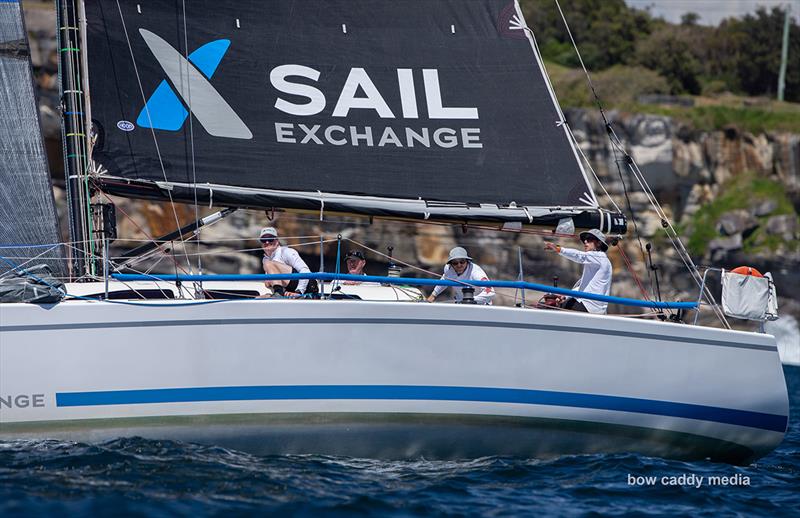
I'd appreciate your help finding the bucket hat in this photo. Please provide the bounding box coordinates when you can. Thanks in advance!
[578,229,608,251]
[447,247,472,263]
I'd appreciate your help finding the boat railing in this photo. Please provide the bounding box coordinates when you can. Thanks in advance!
[113,273,697,311]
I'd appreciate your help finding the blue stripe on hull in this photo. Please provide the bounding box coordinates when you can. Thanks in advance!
[55,385,788,433]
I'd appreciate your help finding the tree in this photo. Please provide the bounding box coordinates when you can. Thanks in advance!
[681,12,700,27]
[635,27,702,94]
[521,0,653,70]
[716,7,800,101]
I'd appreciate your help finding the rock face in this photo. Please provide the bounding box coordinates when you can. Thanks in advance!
[717,210,758,236]
[25,5,800,321]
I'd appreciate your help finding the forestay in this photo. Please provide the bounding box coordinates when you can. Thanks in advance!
[85,0,616,227]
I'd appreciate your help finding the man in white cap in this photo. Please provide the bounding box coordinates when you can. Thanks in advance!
[259,226,313,296]
[544,228,612,314]
[426,247,495,305]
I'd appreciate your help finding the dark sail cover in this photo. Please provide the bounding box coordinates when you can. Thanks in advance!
[0,0,65,277]
[86,0,596,212]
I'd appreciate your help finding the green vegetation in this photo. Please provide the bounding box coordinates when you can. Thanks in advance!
[545,62,670,106]
[644,104,800,134]
[523,0,800,133]
[544,60,800,133]
[522,0,800,101]
[686,175,798,257]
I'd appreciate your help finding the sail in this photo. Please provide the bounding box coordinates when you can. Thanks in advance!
[85,0,610,226]
[0,0,65,277]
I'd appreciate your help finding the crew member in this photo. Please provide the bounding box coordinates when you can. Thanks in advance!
[426,247,495,305]
[343,250,367,284]
[544,229,612,314]
[259,226,312,296]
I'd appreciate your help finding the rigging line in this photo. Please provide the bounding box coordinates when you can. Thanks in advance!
[97,262,175,300]
[624,177,731,329]
[565,123,621,213]
[0,245,63,280]
[616,156,729,327]
[553,0,609,125]
[551,0,658,303]
[181,0,202,280]
[96,188,190,275]
[62,0,95,276]
[64,5,93,275]
[114,0,194,274]
[342,237,516,302]
[72,11,95,275]
[610,136,657,300]
[615,240,652,302]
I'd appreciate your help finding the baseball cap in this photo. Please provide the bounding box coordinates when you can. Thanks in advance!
[259,226,279,241]
[345,250,365,260]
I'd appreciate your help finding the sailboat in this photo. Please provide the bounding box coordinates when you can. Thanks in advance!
[0,0,789,464]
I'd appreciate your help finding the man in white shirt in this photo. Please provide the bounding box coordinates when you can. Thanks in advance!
[260,226,312,296]
[544,229,612,314]
[426,247,495,305]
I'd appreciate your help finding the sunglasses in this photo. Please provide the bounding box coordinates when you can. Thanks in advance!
[449,259,468,266]
[260,238,277,244]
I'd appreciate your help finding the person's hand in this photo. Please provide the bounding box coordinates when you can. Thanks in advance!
[426,294,436,303]
[285,291,300,297]
[544,242,561,253]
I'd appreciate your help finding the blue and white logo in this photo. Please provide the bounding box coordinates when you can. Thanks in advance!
[137,29,252,140]
[116,120,135,131]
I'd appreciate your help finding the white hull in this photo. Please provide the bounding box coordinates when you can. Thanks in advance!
[0,298,789,463]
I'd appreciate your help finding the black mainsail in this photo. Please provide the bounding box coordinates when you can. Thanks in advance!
[83,0,624,231]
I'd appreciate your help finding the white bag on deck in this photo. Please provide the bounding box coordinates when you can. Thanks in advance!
[721,270,771,321]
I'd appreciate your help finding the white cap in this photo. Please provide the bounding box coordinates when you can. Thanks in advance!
[259,226,278,240]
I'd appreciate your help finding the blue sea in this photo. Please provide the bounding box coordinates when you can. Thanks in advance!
[2,366,798,517]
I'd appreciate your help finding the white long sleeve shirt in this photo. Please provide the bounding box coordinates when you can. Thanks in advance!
[559,247,612,314]
[431,262,495,305]
[263,246,311,293]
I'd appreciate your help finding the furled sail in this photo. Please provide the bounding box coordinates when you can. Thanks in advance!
[85,0,623,231]
[0,0,65,277]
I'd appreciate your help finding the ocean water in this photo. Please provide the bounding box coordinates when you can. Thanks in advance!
[2,367,798,517]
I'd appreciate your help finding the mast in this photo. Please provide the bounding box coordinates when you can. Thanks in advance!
[57,0,93,279]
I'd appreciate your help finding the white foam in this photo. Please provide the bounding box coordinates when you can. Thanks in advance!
[766,315,800,366]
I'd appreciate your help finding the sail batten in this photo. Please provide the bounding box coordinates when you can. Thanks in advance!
[86,0,602,220]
